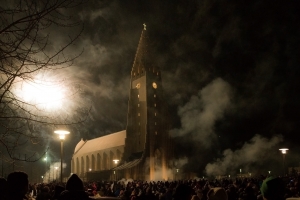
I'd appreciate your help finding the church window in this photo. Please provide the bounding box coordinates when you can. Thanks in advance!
[154,94,156,98]
[154,103,156,107]
[138,113,140,116]
[155,113,156,116]
[155,131,157,135]
[157,72,159,75]
[138,94,139,98]
[138,104,140,107]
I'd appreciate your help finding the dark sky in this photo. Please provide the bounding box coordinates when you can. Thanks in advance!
[63,0,300,177]
[4,0,300,178]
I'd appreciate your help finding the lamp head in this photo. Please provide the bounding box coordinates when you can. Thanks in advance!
[113,159,119,164]
[279,148,289,154]
[54,130,70,140]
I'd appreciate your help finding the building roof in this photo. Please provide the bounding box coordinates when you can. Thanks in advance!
[74,138,86,153]
[112,158,142,170]
[73,130,126,156]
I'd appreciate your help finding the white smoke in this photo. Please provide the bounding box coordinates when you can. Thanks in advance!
[170,78,232,147]
[43,162,66,183]
[205,134,283,176]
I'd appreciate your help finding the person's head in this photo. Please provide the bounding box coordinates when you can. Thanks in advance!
[53,185,65,199]
[207,187,228,200]
[7,171,29,198]
[0,177,8,198]
[66,174,84,191]
[172,183,193,200]
[260,177,285,200]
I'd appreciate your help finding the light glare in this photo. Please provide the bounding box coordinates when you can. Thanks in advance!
[14,76,67,110]
[279,148,289,154]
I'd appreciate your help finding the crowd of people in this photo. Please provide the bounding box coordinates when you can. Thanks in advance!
[0,171,299,200]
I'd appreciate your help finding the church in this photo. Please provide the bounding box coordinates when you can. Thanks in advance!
[71,25,174,181]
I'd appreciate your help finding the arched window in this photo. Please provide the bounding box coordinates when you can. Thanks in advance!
[97,153,101,170]
[76,157,80,175]
[86,155,90,172]
[92,154,96,171]
[103,153,108,170]
[81,157,85,176]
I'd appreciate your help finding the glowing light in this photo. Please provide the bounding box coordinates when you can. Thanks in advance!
[54,130,70,140]
[113,159,119,164]
[14,75,67,110]
[279,148,289,154]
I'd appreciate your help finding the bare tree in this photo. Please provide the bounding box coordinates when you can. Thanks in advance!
[0,0,86,162]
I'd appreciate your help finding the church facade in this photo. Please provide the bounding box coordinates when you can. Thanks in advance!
[71,26,173,181]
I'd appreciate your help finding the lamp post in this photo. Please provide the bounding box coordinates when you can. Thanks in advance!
[279,148,289,176]
[176,169,179,180]
[54,130,70,183]
[113,159,119,181]
[43,155,47,182]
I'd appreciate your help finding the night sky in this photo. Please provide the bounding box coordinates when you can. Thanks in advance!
[2,0,300,179]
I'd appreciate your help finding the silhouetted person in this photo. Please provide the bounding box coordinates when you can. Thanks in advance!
[59,174,89,200]
[172,183,193,200]
[260,177,285,200]
[207,187,228,200]
[36,185,52,200]
[0,177,8,200]
[7,171,29,200]
[52,185,64,200]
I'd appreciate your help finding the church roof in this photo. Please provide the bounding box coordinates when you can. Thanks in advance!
[73,130,126,156]
[74,138,86,153]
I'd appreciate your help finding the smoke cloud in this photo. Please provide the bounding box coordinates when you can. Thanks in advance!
[171,78,232,147]
[205,134,283,176]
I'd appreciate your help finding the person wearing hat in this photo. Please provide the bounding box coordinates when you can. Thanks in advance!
[260,176,285,200]
[59,174,89,200]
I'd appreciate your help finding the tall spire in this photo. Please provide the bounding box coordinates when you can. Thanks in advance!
[131,24,150,77]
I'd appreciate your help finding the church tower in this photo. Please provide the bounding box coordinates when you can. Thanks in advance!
[120,24,173,180]
[71,25,173,181]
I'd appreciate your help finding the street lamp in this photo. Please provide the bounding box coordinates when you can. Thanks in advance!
[43,156,47,182]
[175,169,179,180]
[279,148,289,176]
[113,159,119,164]
[112,159,119,181]
[54,130,70,183]
[43,153,50,183]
